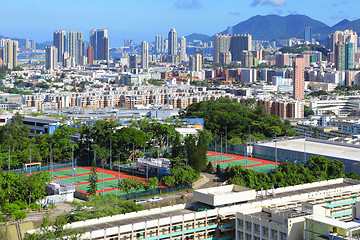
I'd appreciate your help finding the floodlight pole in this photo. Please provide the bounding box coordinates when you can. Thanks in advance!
[71,145,74,176]
[8,144,11,171]
[29,147,32,176]
[225,126,227,154]
[132,142,135,177]
[275,134,277,167]
[110,138,112,170]
[50,141,53,180]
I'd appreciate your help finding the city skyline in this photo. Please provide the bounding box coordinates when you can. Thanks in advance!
[1,0,358,46]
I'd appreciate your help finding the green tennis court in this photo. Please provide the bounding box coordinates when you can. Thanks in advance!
[214,160,260,168]
[248,164,276,173]
[98,186,165,198]
[75,179,120,192]
[207,155,237,162]
[51,168,91,178]
[58,173,116,184]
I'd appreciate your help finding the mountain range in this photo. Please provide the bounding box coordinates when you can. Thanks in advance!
[185,14,360,42]
[2,14,360,49]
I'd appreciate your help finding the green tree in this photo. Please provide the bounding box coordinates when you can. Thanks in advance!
[87,158,98,195]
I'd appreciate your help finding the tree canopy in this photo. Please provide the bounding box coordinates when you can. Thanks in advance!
[180,98,298,143]
[226,156,345,191]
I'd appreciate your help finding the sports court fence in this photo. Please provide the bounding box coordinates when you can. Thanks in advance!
[74,184,191,200]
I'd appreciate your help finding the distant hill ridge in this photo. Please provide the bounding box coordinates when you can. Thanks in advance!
[185,14,360,42]
[2,14,360,47]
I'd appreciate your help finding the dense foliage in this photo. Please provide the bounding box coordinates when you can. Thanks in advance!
[0,170,50,221]
[69,195,143,222]
[226,156,345,191]
[163,166,199,187]
[304,108,315,117]
[180,98,298,143]
[335,85,360,91]
[279,44,329,61]
[308,90,329,97]
[24,214,84,240]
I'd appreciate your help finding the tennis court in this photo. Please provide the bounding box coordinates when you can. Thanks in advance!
[50,168,91,178]
[57,173,117,185]
[29,166,155,197]
[215,160,260,169]
[207,150,278,172]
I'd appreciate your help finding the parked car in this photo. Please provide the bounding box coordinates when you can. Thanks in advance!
[133,199,147,204]
[148,196,163,202]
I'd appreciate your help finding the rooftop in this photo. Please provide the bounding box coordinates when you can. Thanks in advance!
[257,138,360,162]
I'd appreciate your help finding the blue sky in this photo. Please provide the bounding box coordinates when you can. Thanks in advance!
[1,0,358,46]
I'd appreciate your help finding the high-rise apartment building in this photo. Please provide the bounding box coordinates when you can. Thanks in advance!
[124,38,132,47]
[304,26,312,43]
[330,30,358,52]
[67,31,77,61]
[76,31,84,65]
[335,42,346,71]
[214,34,230,63]
[214,34,251,64]
[87,45,94,64]
[219,51,232,65]
[90,29,108,60]
[129,55,138,69]
[97,29,108,60]
[189,54,202,72]
[31,40,36,51]
[155,35,165,54]
[293,56,305,100]
[3,40,18,69]
[141,41,149,69]
[346,42,355,70]
[241,50,253,68]
[168,28,178,56]
[25,39,31,49]
[53,31,66,63]
[229,34,252,62]
[89,30,97,60]
[45,46,58,70]
[180,36,187,62]
[103,37,109,62]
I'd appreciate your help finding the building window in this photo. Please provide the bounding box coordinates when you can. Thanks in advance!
[280,232,287,240]
[254,224,260,233]
[271,229,278,239]
[263,226,269,236]
[238,219,244,227]
[245,221,252,230]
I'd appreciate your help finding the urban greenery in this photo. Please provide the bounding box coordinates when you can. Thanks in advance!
[0,170,50,221]
[226,156,344,191]
[24,214,84,239]
[181,98,298,143]
[69,195,143,222]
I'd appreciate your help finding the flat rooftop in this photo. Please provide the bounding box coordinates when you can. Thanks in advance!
[248,181,357,204]
[76,209,193,233]
[257,138,360,162]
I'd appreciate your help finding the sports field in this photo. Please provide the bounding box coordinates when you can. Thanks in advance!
[42,166,161,197]
[207,151,278,172]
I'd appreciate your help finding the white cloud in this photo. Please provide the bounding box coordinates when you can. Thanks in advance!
[252,0,286,6]
[174,0,202,9]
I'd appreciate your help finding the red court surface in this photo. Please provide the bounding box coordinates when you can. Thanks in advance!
[28,166,160,195]
[207,150,279,169]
